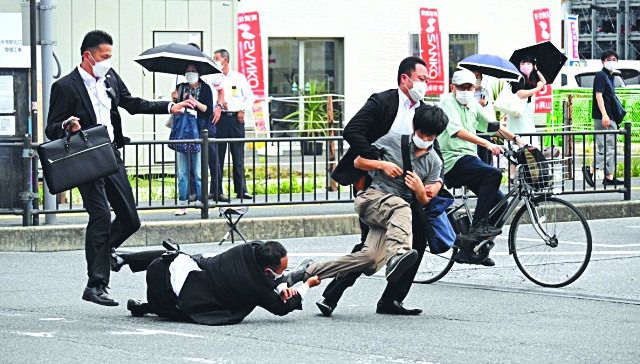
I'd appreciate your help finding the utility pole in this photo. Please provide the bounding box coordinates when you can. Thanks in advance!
[40,0,57,225]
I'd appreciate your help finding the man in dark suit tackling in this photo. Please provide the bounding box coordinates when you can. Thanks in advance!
[318,57,445,317]
[45,30,194,307]
[118,241,320,326]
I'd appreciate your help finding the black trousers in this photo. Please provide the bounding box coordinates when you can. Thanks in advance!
[444,155,505,226]
[322,206,427,305]
[77,148,141,288]
[216,114,247,195]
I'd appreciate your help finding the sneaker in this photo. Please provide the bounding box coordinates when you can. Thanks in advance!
[469,222,502,239]
[284,258,315,286]
[174,208,187,216]
[582,166,594,187]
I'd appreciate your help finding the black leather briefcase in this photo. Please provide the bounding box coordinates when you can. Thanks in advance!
[37,125,118,194]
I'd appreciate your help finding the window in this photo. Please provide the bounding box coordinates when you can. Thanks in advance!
[268,38,344,135]
[410,33,420,57]
[449,34,478,83]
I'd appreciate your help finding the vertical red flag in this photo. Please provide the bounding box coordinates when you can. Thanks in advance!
[420,8,445,95]
[237,12,265,101]
[533,8,552,113]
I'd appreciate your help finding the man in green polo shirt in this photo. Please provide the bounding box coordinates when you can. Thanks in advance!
[439,69,524,265]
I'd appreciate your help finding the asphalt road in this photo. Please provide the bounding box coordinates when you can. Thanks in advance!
[1,217,639,363]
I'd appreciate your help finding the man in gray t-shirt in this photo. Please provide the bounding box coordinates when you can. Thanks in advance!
[303,105,448,285]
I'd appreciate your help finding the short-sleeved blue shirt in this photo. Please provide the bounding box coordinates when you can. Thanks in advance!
[592,69,617,121]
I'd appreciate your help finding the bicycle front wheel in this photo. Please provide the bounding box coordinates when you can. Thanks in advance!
[413,246,457,284]
[510,196,592,288]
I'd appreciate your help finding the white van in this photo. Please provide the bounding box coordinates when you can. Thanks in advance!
[554,60,640,89]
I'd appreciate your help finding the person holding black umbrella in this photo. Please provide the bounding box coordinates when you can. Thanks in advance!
[45,30,195,307]
[506,55,546,180]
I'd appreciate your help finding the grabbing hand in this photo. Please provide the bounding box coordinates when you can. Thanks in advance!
[305,275,321,287]
[280,287,298,302]
[170,100,196,114]
[405,170,426,194]
[63,116,81,132]
[424,181,442,198]
[381,161,403,178]
[486,143,504,156]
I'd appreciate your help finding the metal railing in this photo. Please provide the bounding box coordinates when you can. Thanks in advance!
[0,123,633,226]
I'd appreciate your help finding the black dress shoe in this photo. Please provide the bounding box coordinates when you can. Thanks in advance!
[582,166,594,187]
[82,286,118,306]
[603,177,624,186]
[385,249,418,282]
[110,248,124,272]
[376,300,422,315]
[209,194,230,202]
[481,257,496,267]
[127,299,151,317]
[284,258,314,286]
[236,193,252,200]
[316,299,336,317]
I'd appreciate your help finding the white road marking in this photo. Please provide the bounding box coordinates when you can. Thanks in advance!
[39,318,65,321]
[184,358,226,364]
[110,329,203,338]
[14,332,53,338]
[495,235,640,248]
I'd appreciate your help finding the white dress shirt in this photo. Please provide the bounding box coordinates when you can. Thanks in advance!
[389,88,418,135]
[78,66,114,140]
[210,70,254,112]
[169,253,202,296]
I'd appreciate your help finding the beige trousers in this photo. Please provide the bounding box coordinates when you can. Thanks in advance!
[305,188,413,280]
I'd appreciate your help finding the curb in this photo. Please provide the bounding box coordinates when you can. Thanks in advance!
[1,201,638,253]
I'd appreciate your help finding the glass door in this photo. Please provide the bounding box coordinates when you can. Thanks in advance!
[268,38,343,136]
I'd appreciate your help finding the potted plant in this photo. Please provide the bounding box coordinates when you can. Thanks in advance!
[283,80,335,155]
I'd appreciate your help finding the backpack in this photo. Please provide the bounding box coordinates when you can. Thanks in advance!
[516,146,552,190]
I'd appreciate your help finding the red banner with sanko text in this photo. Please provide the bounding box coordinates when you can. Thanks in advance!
[237,12,265,101]
[420,8,445,95]
[533,8,552,113]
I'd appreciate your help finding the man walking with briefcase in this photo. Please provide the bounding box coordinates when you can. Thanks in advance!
[45,30,193,307]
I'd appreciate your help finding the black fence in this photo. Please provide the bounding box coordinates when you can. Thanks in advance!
[0,122,633,226]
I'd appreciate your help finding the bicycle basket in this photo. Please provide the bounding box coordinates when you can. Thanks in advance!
[517,157,569,192]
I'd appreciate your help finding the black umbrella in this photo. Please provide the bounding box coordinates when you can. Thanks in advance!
[134,43,221,75]
[509,41,567,83]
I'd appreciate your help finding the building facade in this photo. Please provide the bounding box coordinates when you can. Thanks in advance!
[2,0,563,141]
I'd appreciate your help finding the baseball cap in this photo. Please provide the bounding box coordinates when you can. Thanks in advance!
[451,68,477,86]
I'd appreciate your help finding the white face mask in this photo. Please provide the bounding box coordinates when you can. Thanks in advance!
[407,79,428,102]
[266,268,284,280]
[455,90,475,105]
[89,53,111,78]
[213,60,223,69]
[604,60,618,72]
[412,133,433,150]
[185,72,199,85]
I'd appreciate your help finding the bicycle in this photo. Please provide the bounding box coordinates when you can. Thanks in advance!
[414,145,592,288]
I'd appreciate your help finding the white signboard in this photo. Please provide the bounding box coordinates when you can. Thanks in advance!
[566,15,580,67]
[0,13,30,68]
[0,116,16,136]
[0,75,14,113]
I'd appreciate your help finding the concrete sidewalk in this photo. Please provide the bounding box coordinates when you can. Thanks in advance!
[1,179,638,252]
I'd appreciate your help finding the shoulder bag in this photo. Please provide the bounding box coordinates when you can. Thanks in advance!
[494,84,527,118]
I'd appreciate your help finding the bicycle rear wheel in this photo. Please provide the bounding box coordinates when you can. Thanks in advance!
[509,196,592,288]
[413,246,457,284]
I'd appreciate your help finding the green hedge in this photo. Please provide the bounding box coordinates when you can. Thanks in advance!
[545,88,639,147]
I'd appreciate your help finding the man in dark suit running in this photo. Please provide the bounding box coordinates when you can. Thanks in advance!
[121,241,320,326]
[318,57,445,316]
[45,30,193,307]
